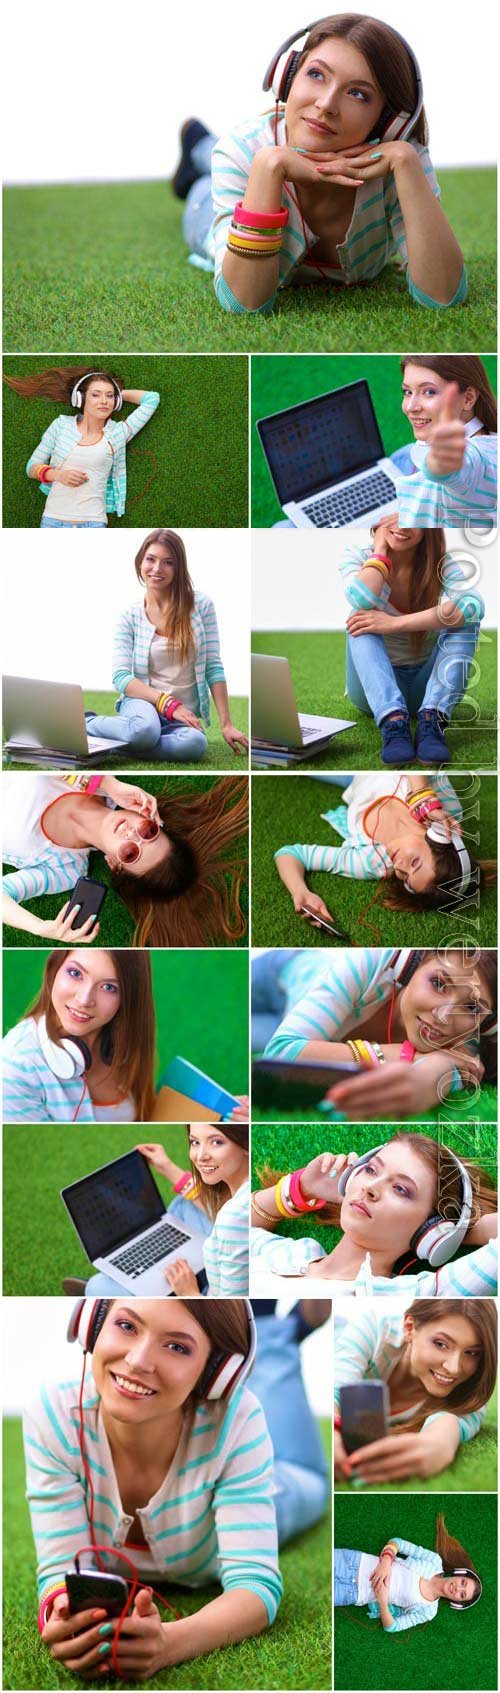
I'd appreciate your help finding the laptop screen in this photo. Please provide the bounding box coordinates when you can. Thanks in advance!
[256,380,386,504]
[61,1151,165,1259]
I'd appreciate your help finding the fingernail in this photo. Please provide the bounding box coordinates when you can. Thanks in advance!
[90,914,97,921]
[370,151,382,159]
[99,1623,113,1637]
[93,1610,107,1620]
[99,1641,112,1655]
[293,147,309,153]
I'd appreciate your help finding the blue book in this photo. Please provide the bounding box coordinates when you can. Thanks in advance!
[153,1056,239,1122]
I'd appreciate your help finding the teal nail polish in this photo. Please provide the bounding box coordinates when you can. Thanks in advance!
[370,151,382,159]
[293,147,309,153]
[98,1641,112,1654]
[99,1623,113,1637]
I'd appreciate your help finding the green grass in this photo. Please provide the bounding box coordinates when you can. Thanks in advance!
[2,773,248,948]
[2,169,496,352]
[251,631,498,770]
[251,773,497,948]
[335,1382,498,1495]
[2,948,249,1098]
[334,1492,497,1690]
[3,693,249,774]
[2,355,248,529]
[3,1416,331,1690]
[251,1123,498,1249]
[250,353,498,526]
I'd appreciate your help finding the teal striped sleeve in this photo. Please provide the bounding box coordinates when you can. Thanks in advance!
[122,391,160,442]
[422,1405,485,1444]
[428,1240,497,1296]
[264,950,374,1060]
[23,1398,94,1600]
[213,1400,283,1622]
[112,607,137,693]
[408,266,468,309]
[384,1604,435,1633]
[334,1308,380,1411]
[338,544,393,611]
[274,841,385,880]
[2,861,78,904]
[27,417,59,476]
[440,555,485,623]
[204,1186,249,1296]
[200,596,226,686]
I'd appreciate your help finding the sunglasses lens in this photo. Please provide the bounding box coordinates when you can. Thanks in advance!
[138,819,159,841]
[119,841,140,864]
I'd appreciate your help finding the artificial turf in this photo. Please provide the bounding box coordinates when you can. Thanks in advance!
[2,773,249,948]
[2,169,496,354]
[2,355,249,530]
[250,631,498,771]
[251,773,498,949]
[334,1382,498,1495]
[333,1491,497,1690]
[2,1415,332,1691]
[3,693,249,774]
[2,948,249,1100]
[250,352,498,526]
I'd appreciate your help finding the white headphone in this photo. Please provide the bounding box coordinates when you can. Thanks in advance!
[405,821,472,897]
[67,1297,257,1401]
[37,1014,91,1079]
[337,1142,474,1267]
[263,20,424,142]
[448,1568,482,1610]
[70,372,123,412]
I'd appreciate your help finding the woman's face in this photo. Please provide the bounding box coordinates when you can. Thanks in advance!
[83,380,117,419]
[102,807,171,880]
[188,1124,247,1187]
[399,957,493,1053]
[92,1300,212,1425]
[285,36,385,152]
[405,1311,483,1398]
[441,1575,477,1604]
[401,364,478,440]
[339,1140,436,1261]
[390,834,443,895]
[372,514,423,551]
[51,949,121,1038]
[140,543,176,589]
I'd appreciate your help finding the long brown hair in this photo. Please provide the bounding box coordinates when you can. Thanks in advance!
[186,1123,249,1222]
[435,1515,480,1595]
[110,777,248,947]
[371,522,445,657]
[381,847,497,913]
[27,949,156,1121]
[400,1298,497,1426]
[4,365,123,406]
[135,529,195,661]
[294,14,427,144]
[401,355,497,432]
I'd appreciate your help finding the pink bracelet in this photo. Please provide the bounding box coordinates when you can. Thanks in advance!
[414,797,442,822]
[164,696,183,721]
[289,1168,327,1212]
[174,1172,192,1193]
[334,1412,342,1430]
[364,552,393,571]
[400,1040,416,1062]
[38,1584,67,1632]
[234,200,289,229]
[86,774,103,795]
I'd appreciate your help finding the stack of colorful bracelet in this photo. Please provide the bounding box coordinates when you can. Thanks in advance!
[406,786,441,823]
[275,1168,327,1217]
[345,1037,385,1066]
[156,690,183,721]
[227,201,289,261]
[359,552,393,582]
[35,463,52,484]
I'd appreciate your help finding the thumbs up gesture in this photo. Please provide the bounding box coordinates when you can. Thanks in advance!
[426,382,467,477]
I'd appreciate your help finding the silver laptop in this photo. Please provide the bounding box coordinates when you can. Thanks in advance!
[3,676,118,765]
[60,1150,206,1295]
[252,653,355,758]
[256,379,397,528]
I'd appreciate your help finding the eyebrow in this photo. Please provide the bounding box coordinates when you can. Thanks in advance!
[309,57,376,88]
[428,966,490,1009]
[366,1154,418,1190]
[117,1306,198,1343]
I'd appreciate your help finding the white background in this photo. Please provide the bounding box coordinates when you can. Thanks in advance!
[3,530,250,695]
[252,528,498,629]
[3,0,496,182]
[2,1298,332,1416]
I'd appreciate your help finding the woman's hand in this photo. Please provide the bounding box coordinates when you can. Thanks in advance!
[346,1421,460,1484]
[347,609,399,636]
[102,776,159,822]
[110,1589,170,1680]
[42,1592,112,1676]
[300,1150,359,1203]
[252,142,365,191]
[418,805,463,839]
[315,138,416,186]
[222,722,249,756]
[369,1554,393,1595]
[171,704,203,729]
[40,900,100,944]
[135,1142,172,1178]
[53,466,90,487]
[425,384,467,477]
[164,1258,199,1295]
[228,1095,249,1121]
[334,1426,352,1481]
[325,1057,452,1120]
[295,891,336,927]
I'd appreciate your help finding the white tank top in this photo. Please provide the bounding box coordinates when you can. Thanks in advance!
[45,437,113,522]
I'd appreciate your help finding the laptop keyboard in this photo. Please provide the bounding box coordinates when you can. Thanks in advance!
[303,470,395,527]
[110,1221,189,1277]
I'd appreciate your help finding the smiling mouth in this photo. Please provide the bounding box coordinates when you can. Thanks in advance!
[110,1371,157,1399]
[349,1199,371,1218]
[417,1018,445,1045]
[430,1370,456,1386]
[65,1005,93,1024]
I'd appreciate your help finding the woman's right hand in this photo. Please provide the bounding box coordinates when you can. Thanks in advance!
[300,1150,359,1204]
[135,1142,171,1178]
[171,704,203,729]
[334,1426,352,1481]
[54,466,90,486]
[267,141,370,190]
[426,384,467,477]
[42,1593,112,1675]
[295,892,336,927]
[40,901,100,944]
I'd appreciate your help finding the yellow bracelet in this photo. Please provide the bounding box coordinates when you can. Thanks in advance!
[275,1176,292,1218]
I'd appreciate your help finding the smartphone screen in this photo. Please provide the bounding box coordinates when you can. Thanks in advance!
[339,1382,389,1453]
[64,877,107,930]
[66,1570,129,1616]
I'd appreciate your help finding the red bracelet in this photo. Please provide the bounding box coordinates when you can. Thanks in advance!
[234,200,289,229]
[365,552,393,571]
[86,774,103,795]
[36,463,52,484]
[289,1168,327,1212]
[334,1413,342,1430]
[400,1040,416,1062]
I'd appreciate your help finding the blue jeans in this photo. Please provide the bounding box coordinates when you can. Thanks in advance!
[86,697,208,762]
[251,949,299,1052]
[346,623,480,726]
[85,1195,211,1294]
[334,1549,362,1606]
[40,515,107,528]
[251,1308,329,1544]
[183,133,216,256]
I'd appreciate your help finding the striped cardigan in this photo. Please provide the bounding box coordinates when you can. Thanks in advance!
[365,1537,441,1632]
[26,392,160,516]
[251,1230,498,1298]
[24,1378,282,1625]
[2,1018,135,1123]
[204,1181,250,1296]
[112,596,226,723]
[392,421,497,527]
[333,1305,486,1443]
[274,774,464,884]
[339,540,485,668]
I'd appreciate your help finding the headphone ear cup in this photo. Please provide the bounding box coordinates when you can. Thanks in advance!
[67,1297,109,1351]
[114,389,123,412]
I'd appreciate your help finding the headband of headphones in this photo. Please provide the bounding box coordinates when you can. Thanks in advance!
[449,1568,482,1610]
[404,820,472,898]
[70,372,123,412]
[38,1013,91,1079]
[67,1297,257,1401]
[262,19,423,142]
[337,1141,474,1267]
[390,950,497,1037]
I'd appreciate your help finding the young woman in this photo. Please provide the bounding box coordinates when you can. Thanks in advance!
[335,1515,482,1631]
[2,770,249,947]
[5,367,160,525]
[24,1299,283,1678]
[251,1133,498,1296]
[334,1298,497,1482]
[340,514,485,764]
[77,1125,250,1299]
[86,528,248,763]
[173,16,466,315]
[274,772,495,927]
[254,947,497,1120]
[391,355,497,527]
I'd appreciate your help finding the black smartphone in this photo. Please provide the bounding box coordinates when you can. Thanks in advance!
[65,1569,129,1616]
[252,1056,360,1109]
[299,905,349,939]
[339,1382,390,1454]
[64,877,107,931]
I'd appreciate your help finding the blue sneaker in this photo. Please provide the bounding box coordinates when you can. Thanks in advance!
[415,709,450,764]
[171,119,211,199]
[380,712,415,765]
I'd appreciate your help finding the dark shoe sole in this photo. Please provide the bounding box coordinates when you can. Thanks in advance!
[63,1278,87,1295]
